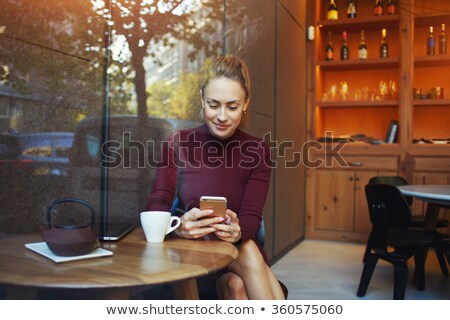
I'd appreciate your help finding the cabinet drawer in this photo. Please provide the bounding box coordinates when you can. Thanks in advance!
[414,157,450,172]
[314,156,398,171]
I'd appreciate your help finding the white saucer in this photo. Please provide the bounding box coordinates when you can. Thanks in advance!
[25,242,113,263]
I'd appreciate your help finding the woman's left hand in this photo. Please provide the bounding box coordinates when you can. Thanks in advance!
[212,209,241,243]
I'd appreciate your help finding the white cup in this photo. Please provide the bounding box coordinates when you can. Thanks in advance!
[140,211,181,243]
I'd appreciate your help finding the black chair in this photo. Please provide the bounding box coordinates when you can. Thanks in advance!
[368,176,449,229]
[363,175,449,266]
[357,184,449,299]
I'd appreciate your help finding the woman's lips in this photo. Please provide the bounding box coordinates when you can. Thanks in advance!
[214,123,230,130]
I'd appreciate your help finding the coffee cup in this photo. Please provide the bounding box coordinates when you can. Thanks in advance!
[140,211,181,243]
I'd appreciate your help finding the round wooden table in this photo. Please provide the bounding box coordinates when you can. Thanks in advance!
[0,228,238,299]
[398,185,450,230]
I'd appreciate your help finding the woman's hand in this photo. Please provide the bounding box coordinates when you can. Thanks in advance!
[212,209,241,243]
[175,207,225,239]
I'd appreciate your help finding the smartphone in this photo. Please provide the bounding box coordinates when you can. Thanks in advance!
[199,196,227,218]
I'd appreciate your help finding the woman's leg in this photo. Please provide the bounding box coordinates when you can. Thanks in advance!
[226,240,285,300]
[216,272,249,299]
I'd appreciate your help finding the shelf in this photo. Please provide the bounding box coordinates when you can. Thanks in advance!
[317,100,398,108]
[313,143,403,156]
[414,14,450,28]
[407,144,450,156]
[414,55,450,67]
[318,15,399,33]
[318,57,399,70]
[413,99,450,106]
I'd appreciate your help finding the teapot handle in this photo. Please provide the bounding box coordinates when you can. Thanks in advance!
[46,198,95,228]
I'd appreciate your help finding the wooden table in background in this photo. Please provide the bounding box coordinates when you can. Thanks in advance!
[0,228,238,299]
[398,185,450,231]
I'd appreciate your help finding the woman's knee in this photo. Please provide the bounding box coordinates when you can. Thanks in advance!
[218,273,247,299]
[236,240,265,269]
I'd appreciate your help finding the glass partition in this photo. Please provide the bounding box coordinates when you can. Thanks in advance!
[0,0,228,234]
[0,0,276,235]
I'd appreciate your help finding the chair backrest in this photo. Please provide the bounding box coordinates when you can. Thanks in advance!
[365,184,412,230]
[365,184,413,253]
[368,175,413,206]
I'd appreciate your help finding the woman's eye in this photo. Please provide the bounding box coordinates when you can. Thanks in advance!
[228,104,239,110]
[208,103,219,108]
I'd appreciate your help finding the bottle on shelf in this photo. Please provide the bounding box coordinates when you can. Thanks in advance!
[427,26,435,56]
[347,0,357,19]
[440,23,447,55]
[358,30,368,59]
[387,0,397,15]
[380,28,388,58]
[341,31,349,60]
[325,32,334,61]
[374,0,384,16]
[327,0,338,20]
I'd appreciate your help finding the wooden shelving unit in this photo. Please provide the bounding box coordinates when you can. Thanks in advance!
[317,100,398,108]
[318,14,399,33]
[413,99,450,106]
[317,57,399,70]
[414,55,450,67]
[305,0,450,242]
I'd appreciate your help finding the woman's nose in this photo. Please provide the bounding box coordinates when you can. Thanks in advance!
[217,106,228,121]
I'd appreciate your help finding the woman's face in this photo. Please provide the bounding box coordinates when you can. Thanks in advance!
[202,77,248,140]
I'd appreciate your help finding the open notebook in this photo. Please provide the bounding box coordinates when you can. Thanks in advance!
[92,223,134,241]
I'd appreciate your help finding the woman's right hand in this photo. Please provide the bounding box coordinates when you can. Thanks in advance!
[174,207,225,239]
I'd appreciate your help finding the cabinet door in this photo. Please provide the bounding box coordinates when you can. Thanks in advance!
[315,170,355,231]
[354,170,396,232]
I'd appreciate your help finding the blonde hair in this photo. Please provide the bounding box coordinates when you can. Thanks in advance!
[201,55,251,127]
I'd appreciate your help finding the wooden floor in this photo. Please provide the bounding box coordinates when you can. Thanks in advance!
[271,239,450,300]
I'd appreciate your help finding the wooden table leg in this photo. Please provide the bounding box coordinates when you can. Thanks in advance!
[174,278,199,300]
[423,203,441,231]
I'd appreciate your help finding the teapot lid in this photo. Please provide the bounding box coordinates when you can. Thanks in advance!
[54,218,89,229]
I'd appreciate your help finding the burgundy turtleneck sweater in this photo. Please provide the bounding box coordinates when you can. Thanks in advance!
[146,124,272,262]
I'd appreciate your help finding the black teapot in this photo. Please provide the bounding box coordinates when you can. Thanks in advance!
[40,198,99,256]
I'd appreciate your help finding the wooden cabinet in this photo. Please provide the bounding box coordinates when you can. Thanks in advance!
[305,1,450,241]
[412,13,450,140]
[312,2,401,142]
[308,0,450,143]
[306,155,398,242]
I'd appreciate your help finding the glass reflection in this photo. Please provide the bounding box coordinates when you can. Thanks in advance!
[0,0,231,234]
[0,0,269,236]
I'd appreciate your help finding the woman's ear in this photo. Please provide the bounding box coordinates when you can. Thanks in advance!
[243,99,250,113]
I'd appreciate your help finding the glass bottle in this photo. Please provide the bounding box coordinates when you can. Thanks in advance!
[327,0,338,20]
[427,26,435,56]
[347,0,357,19]
[358,30,368,59]
[325,32,334,61]
[387,0,397,15]
[440,23,447,55]
[374,0,384,16]
[380,28,388,58]
[341,31,349,60]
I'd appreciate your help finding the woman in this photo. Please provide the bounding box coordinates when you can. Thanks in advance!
[146,55,285,300]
